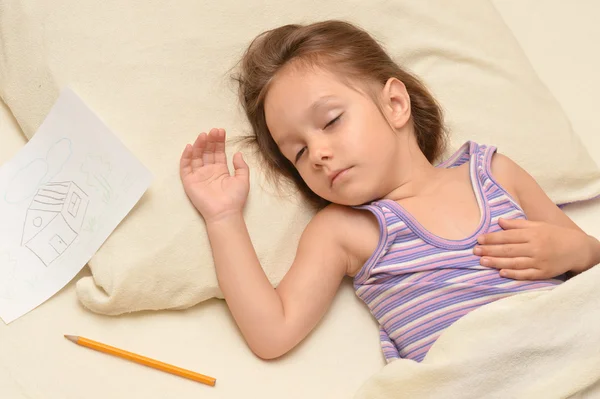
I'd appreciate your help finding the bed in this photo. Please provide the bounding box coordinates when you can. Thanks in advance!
[1,0,599,398]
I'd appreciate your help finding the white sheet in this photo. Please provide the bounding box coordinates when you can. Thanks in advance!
[1,0,599,397]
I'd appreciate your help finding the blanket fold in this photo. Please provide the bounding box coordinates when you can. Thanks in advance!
[355,265,600,399]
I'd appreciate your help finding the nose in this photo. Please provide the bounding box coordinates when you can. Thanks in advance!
[308,140,332,167]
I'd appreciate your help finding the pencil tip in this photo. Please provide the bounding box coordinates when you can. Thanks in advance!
[64,335,78,343]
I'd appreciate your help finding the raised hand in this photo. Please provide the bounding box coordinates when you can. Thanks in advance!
[180,128,249,223]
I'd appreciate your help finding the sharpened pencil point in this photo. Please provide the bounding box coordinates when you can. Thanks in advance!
[64,335,78,343]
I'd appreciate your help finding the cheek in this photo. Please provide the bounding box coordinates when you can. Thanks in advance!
[297,169,329,195]
[301,171,324,189]
[296,166,316,185]
[346,112,389,150]
[355,133,392,159]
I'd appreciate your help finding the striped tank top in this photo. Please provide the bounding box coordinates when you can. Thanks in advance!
[353,141,564,363]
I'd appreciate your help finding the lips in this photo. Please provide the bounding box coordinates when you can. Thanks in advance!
[329,167,351,186]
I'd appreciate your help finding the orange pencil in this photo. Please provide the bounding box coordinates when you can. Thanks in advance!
[64,335,216,387]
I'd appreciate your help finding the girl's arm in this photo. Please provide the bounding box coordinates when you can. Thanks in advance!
[475,153,600,279]
[180,128,358,359]
[206,205,352,359]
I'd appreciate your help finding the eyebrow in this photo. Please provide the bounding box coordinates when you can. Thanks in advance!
[309,95,337,114]
[275,95,338,148]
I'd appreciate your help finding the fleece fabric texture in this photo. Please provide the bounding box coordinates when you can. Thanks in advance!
[0,0,599,315]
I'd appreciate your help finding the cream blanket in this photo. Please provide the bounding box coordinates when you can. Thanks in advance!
[354,266,600,398]
[1,0,600,316]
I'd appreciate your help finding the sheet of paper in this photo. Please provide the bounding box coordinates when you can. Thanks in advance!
[0,88,152,323]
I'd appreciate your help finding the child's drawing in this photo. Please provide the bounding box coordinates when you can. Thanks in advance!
[21,181,89,266]
[83,216,99,233]
[4,138,72,204]
[80,154,113,204]
[0,88,152,324]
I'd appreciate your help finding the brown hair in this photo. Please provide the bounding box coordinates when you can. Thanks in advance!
[232,20,446,209]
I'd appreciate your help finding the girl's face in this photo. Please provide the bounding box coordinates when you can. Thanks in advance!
[264,64,412,205]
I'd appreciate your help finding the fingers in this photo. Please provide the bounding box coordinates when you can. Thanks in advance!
[477,218,537,245]
[203,128,217,164]
[233,152,249,180]
[214,128,227,164]
[478,255,534,270]
[499,268,542,280]
[201,128,228,164]
[180,144,193,176]
[477,228,527,245]
[192,132,207,169]
[474,243,531,258]
[181,132,205,173]
[498,217,537,230]
[180,128,229,175]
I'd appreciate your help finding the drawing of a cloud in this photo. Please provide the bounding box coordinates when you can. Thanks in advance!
[4,138,72,204]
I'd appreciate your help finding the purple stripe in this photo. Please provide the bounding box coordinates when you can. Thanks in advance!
[355,142,564,363]
[399,294,512,345]
[382,284,510,329]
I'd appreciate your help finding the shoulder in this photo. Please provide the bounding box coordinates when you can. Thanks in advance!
[307,203,381,276]
[488,151,581,228]
[489,151,537,206]
[489,151,520,179]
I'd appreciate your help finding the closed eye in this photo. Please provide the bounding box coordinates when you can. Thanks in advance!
[324,113,342,129]
[295,147,306,163]
[294,113,342,164]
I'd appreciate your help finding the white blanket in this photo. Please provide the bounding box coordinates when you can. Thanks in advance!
[355,265,600,399]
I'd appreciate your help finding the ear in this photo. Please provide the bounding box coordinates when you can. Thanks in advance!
[381,77,411,129]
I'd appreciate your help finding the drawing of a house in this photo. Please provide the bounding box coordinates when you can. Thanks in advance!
[21,181,89,266]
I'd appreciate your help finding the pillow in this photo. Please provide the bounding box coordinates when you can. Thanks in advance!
[0,0,598,315]
[0,100,26,160]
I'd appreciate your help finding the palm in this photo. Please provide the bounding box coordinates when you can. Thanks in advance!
[180,128,249,222]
